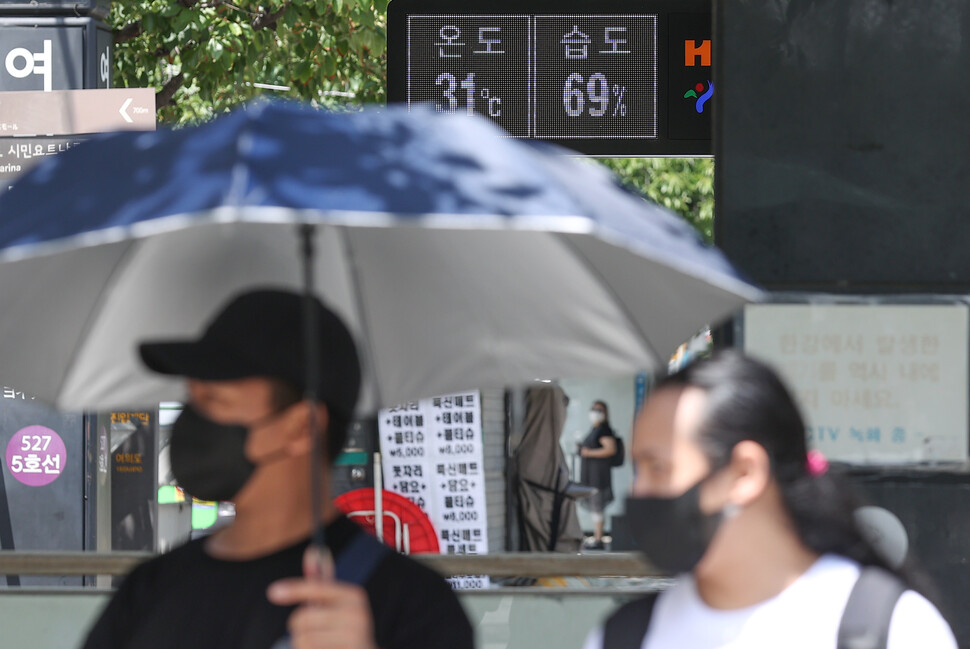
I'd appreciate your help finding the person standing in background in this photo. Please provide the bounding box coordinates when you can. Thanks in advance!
[579,400,618,550]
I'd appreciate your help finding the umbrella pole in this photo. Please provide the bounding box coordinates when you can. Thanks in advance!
[300,224,328,554]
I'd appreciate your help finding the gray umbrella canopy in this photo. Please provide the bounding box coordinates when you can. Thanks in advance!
[0,102,761,412]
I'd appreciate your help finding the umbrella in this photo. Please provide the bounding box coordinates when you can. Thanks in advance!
[0,100,760,414]
[510,384,583,553]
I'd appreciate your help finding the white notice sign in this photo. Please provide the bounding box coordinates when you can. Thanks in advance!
[744,304,969,463]
[379,390,489,584]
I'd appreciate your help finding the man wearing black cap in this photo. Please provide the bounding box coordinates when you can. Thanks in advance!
[82,289,474,649]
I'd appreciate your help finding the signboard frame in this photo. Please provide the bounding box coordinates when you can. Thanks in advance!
[0,88,156,193]
[740,295,970,466]
[0,16,112,92]
[388,0,711,157]
[0,1,110,19]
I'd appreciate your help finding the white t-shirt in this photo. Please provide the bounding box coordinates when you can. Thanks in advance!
[582,555,956,649]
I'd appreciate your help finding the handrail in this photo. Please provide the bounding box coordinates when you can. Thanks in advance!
[421,552,660,577]
[0,551,661,578]
[0,552,151,576]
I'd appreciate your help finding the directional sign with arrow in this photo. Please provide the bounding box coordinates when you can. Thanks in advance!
[0,87,155,193]
[0,87,155,136]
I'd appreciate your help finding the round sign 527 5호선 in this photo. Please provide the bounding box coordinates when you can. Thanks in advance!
[5,424,66,487]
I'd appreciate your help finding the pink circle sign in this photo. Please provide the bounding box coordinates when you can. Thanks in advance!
[5,425,66,487]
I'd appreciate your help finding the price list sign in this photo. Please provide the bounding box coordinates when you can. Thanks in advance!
[426,393,487,557]
[379,391,489,560]
[389,0,711,156]
[379,402,433,514]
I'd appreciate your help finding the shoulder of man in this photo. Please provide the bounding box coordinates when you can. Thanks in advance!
[80,537,209,649]
[365,550,474,649]
[122,536,208,589]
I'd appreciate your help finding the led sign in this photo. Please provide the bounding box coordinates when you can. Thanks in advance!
[388,0,711,156]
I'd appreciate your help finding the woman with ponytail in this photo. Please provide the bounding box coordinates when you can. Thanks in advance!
[583,351,954,649]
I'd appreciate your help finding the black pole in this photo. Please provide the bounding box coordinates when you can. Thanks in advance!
[0,456,19,585]
[300,224,327,552]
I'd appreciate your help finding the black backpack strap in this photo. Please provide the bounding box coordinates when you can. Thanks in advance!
[334,529,391,585]
[602,592,659,649]
[837,566,907,649]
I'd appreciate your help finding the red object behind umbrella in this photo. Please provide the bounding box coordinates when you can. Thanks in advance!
[334,488,440,554]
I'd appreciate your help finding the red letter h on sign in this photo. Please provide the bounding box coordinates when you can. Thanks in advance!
[685,40,711,66]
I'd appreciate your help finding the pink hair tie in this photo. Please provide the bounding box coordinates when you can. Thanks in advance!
[806,450,829,476]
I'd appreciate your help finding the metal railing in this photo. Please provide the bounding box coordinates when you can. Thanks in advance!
[0,551,660,578]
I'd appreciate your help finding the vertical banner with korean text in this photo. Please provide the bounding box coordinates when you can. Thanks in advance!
[379,390,489,587]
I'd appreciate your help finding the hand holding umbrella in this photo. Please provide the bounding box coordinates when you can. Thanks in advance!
[267,547,379,649]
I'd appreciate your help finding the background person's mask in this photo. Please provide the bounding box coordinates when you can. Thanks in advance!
[625,473,727,574]
[169,405,257,503]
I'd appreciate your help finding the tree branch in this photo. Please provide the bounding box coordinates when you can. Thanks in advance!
[114,20,143,45]
[252,3,289,30]
[156,73,185,109]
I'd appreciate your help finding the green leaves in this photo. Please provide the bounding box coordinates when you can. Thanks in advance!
[598,158,715,242]
[110,0,388,124]
[207,39,224,62]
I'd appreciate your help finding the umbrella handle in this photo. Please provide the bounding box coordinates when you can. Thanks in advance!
[303,543,335,583]
[300,223,327,554]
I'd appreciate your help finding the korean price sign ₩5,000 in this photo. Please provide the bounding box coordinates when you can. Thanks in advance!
[379,390,490,587]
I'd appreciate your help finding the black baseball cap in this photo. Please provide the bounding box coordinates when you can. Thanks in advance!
[139,288,361,419]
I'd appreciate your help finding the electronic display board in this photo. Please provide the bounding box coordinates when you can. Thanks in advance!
[388,0,711,156]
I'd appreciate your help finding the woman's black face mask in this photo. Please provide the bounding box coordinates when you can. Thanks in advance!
[169,405,279,503]
[625,471,728,574]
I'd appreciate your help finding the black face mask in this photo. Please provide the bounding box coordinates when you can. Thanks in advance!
[169,405,260,503]
[625,473,726,574]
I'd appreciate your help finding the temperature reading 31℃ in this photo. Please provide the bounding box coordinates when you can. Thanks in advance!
[408,16,530,136]
[435,72,503,117]
[535,16,657,139]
